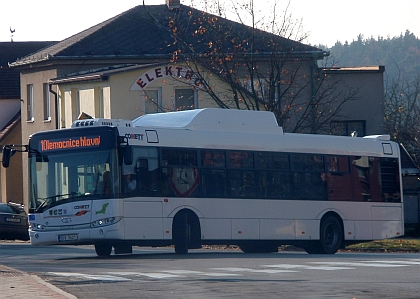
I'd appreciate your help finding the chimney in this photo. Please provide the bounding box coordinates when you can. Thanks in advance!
[166,0,181,9]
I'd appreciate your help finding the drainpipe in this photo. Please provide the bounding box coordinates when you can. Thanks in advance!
[49,83,59,129]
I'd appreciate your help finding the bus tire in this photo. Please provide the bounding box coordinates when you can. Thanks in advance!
[95,243,112,257]
[304,215,343,254]
[320,215,343,254]
[173,211,190,254]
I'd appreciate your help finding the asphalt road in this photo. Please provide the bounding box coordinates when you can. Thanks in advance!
[0,242,419,299]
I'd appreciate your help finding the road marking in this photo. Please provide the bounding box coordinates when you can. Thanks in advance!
[162,269,241,277]
[199,272,241,277]
[48,259,419,282]
[49,272,131,281]
[161,270,203,275]
[360,260,420,265]
[109,271,182,278]
[310,261,410,268]
[212,267,299,273]
[264,264,354,271]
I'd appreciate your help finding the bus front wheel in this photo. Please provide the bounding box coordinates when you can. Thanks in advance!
[95,243,112,257]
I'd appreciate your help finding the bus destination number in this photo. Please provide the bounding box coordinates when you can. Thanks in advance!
[58,234,78,242]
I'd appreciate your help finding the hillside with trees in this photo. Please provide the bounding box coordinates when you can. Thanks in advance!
[318,31,420,163]
[319,30,420,80]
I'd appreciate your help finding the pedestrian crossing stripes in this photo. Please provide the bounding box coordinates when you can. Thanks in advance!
[48,259,419,282]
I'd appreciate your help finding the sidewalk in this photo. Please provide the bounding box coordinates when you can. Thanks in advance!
[0,265,76,299]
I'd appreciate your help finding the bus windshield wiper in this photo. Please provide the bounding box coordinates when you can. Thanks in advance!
[36,192,78,212]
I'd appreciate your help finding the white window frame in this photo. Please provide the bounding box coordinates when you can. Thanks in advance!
[143,88,162,114]
[27,84,34,122]
[43,83,51,122]
[174,88,198,111]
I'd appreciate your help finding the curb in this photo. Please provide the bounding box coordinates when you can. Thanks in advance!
[0,264,77,299]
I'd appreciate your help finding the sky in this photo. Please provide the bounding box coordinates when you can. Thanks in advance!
[1,0,419,47]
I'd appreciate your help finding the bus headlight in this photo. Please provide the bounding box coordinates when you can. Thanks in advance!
[30,223,45,231]
[90,216,122,228]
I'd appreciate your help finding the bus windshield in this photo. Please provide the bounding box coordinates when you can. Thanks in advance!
[29,149,120,212]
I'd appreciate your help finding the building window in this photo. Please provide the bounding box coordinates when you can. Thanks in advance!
[43,83,51,121]
[244,78,267,99]
[71,88,80,121]
[175,88,196,111]
[144,89,161,114]
[330,120,366,137]
[27,84,34,121]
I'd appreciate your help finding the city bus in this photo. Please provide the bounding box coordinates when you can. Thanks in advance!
[1,108,404,256]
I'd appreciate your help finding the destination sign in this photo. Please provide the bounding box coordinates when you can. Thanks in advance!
[40,136,101,152]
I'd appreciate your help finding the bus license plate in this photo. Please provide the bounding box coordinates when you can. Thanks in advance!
[58,234,78,242]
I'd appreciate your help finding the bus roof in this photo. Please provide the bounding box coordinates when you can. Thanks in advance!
[68,108,396,157]
[132,108,283,134]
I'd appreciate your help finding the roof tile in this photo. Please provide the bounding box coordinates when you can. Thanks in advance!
[13,4,322,66]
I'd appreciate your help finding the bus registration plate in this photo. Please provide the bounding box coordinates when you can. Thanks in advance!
[58,234,78,242]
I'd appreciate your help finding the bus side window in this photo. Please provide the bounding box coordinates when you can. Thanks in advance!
[201,169,227,198]
[229,151,253,168]
[136,159,150,192]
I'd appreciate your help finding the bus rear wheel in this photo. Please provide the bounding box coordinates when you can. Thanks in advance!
[95,243,112,257]
[173,211,190,254]
[304,215,343,254]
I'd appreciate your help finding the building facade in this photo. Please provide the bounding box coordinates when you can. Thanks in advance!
[0,41,55,204]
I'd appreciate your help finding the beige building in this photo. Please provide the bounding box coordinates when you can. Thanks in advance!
[0,41,55,204]
[323,66,385,137]
[50,63,385,133]
[0,112,22,204]
[51,62,232,128]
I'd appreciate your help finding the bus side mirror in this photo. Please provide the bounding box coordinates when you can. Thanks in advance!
[124,146,133,165]
[2,146,16,168]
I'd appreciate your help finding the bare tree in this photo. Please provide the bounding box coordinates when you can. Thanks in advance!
[384,70,420,163]
[145,0,358,133]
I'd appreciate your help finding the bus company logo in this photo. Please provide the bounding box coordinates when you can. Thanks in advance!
[74,205,90,210]
[75,210,88,216]
[49,209,67,216]
[40,136,101,151]
[96,203,109,215]
[125,133,144,141]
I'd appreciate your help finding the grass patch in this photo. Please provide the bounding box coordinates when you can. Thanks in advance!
[345,238,420,251]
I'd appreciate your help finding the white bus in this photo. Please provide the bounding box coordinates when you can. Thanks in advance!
[2,108,404,256]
